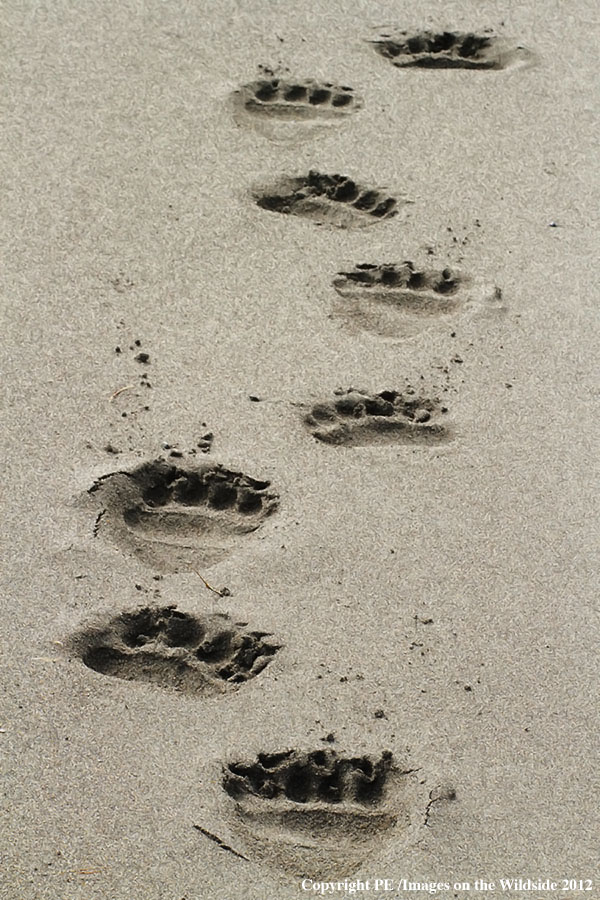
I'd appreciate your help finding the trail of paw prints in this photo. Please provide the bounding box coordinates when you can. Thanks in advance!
[67,605,281,695]
[369,29,537,71]
[87,458,278,573]
[252,171,399,229]
[304,388,451,447]
[331,260,504,339]
[219,748,416,877]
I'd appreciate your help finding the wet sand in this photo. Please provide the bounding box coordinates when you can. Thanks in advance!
[1,1,598,898]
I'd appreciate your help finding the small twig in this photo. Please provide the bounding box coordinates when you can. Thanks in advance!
[424,785,457,828]
[192,825,249,861]
[194,570,229,598]
[55,867,105,876]
[109,385,134,402]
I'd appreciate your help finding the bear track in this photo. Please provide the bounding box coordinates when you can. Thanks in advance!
[237,78,363,118]
[221,748,415,877]
[87,458,278,573]
[305,388,450,446]
[67,605,281,695]
[253,171,398,229]
[370,30,535,70]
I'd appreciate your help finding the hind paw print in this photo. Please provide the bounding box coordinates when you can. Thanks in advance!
[68,605,281,695]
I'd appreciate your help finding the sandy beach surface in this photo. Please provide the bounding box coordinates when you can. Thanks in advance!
[1,1,599,898]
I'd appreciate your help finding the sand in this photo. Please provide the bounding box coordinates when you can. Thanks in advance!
[1,1,598,898]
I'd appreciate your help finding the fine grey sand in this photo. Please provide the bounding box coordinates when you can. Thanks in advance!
[1,1,599,899]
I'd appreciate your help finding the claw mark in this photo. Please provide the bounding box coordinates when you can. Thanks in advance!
[88,471,125,494]
[193,824,249,861]
[93,509,107,536]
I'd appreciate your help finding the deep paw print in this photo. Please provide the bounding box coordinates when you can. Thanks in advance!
[332,262,502,339]
[305,388,450,446]
[88,458,279,573]
[253,171,399,229]
[236,78,363,118]
[370,29,536,70]
[68,605,281,695]
[222,749,411,877]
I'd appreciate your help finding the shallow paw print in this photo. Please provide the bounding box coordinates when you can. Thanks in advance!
[304,389,450,446]
[253,171,399,230]
[334,262,465,309]
[332,261,503,339]
[370,29,536,71]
